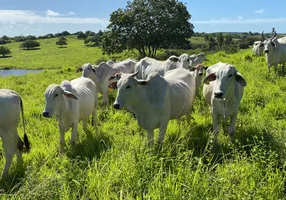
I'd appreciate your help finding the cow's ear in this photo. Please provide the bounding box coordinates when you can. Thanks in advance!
[76,67,83,73]
[203,73,216,84]
[189,67,196,71]
[137,80,148,85]
[63,90,78,100]
[203,66,208,70]
[235,72,247,86]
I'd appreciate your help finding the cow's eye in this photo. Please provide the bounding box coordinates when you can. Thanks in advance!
[126,85,131,89]
[228,74,233,78]
[54,94,58,97]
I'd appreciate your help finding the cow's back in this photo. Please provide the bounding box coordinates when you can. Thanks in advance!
[71,77,97,119]
[0,89,21,131]
[164,70,195,119]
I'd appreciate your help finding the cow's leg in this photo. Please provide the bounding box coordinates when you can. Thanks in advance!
[82,119,88,131]
[92,106,97,126]
[102,90,109,106]
[157,122,168,146]
[147,130,154,148]
[228,114,237,143]
[1,130,17,179]
[267,65,271,73]
[70,122,78,146]
[211,113,220,147]
[16,135,23,164]
[59,124,66,153]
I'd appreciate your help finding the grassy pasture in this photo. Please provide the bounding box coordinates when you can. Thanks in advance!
[0,39,286,199]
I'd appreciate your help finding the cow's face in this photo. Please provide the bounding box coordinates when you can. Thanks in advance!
[203,66,246,99]
[114,71,143,109]
[43,84,78,117]
[179,53,191,69]
[264,38,278,54]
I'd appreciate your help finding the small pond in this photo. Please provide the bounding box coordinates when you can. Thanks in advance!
[0,69,44,77]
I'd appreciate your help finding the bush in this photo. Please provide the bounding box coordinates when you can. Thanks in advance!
[20,40,41,50]
[0,46,11,57]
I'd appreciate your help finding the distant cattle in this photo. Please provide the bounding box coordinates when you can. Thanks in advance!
[262,31,286,72]
[106,58,137,73]
[252,41,264,56]
[203,62,246,146]
[190,64,208,97]
[134,53,191,79]
[77,59,137,106]
[0,89,30,178]
[43,77,98,152]
[113,68,196,147]
[189,53,207,68]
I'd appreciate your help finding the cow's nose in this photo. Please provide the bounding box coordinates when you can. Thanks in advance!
[264,50,269,53]
[42,111,50,117]
[214,92,223,99]
[113,104,120,110]
[199,72,203,76]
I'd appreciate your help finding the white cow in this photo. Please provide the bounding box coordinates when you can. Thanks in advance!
[189,64,208,96]
[262,32,286,73]
[134,53,191,79]
[77,59,137,106]
[189,53,207,68]
[113,69,195,147]
[106,58,137,73]
[203,62,246,146]
[0,89,30,178]
[43,77,98,152]
[252,41,264,56]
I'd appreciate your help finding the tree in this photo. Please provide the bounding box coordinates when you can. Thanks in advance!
[0,46,11,57]
[216,32,224,50]
[84,35,101,46]
[20,40,41,50]
[102,0,194,58]
[56,37,67,48]
[77,31,87,39]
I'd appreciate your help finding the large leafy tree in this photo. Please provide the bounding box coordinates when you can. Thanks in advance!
[102,0,194,58]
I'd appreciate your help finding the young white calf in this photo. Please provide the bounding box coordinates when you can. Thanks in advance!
[43,77,98,152]
[0,89,30,178]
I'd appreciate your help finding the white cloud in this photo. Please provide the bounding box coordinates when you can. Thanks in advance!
[194,18,286,24]
[255,9,264,14]
[69,11,75,15]
[45,9,60,16]
[0,10,109,25]
[237,16,243,20]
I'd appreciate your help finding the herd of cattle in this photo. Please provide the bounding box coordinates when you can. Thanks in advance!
[252,31,286,72]
[2,31,285,180]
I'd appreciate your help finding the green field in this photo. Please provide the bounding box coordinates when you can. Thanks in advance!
[0,38,286,199]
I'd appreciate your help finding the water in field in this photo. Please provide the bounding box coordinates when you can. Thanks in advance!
[0,69,44,77]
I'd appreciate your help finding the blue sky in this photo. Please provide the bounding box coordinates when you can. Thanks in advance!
[0,0,285,37]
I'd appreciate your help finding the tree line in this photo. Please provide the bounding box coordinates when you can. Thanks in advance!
[0,0,283,58]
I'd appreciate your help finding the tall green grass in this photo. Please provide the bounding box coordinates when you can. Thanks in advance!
[0,42,285,199]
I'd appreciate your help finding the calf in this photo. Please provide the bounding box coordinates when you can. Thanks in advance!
[203,62,246,145]
[43,77,98,152]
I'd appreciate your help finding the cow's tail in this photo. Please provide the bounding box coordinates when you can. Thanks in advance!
[20,97,30,152]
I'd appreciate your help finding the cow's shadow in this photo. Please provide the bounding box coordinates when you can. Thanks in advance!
[163,120,283,168]
[66,128,113,161]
